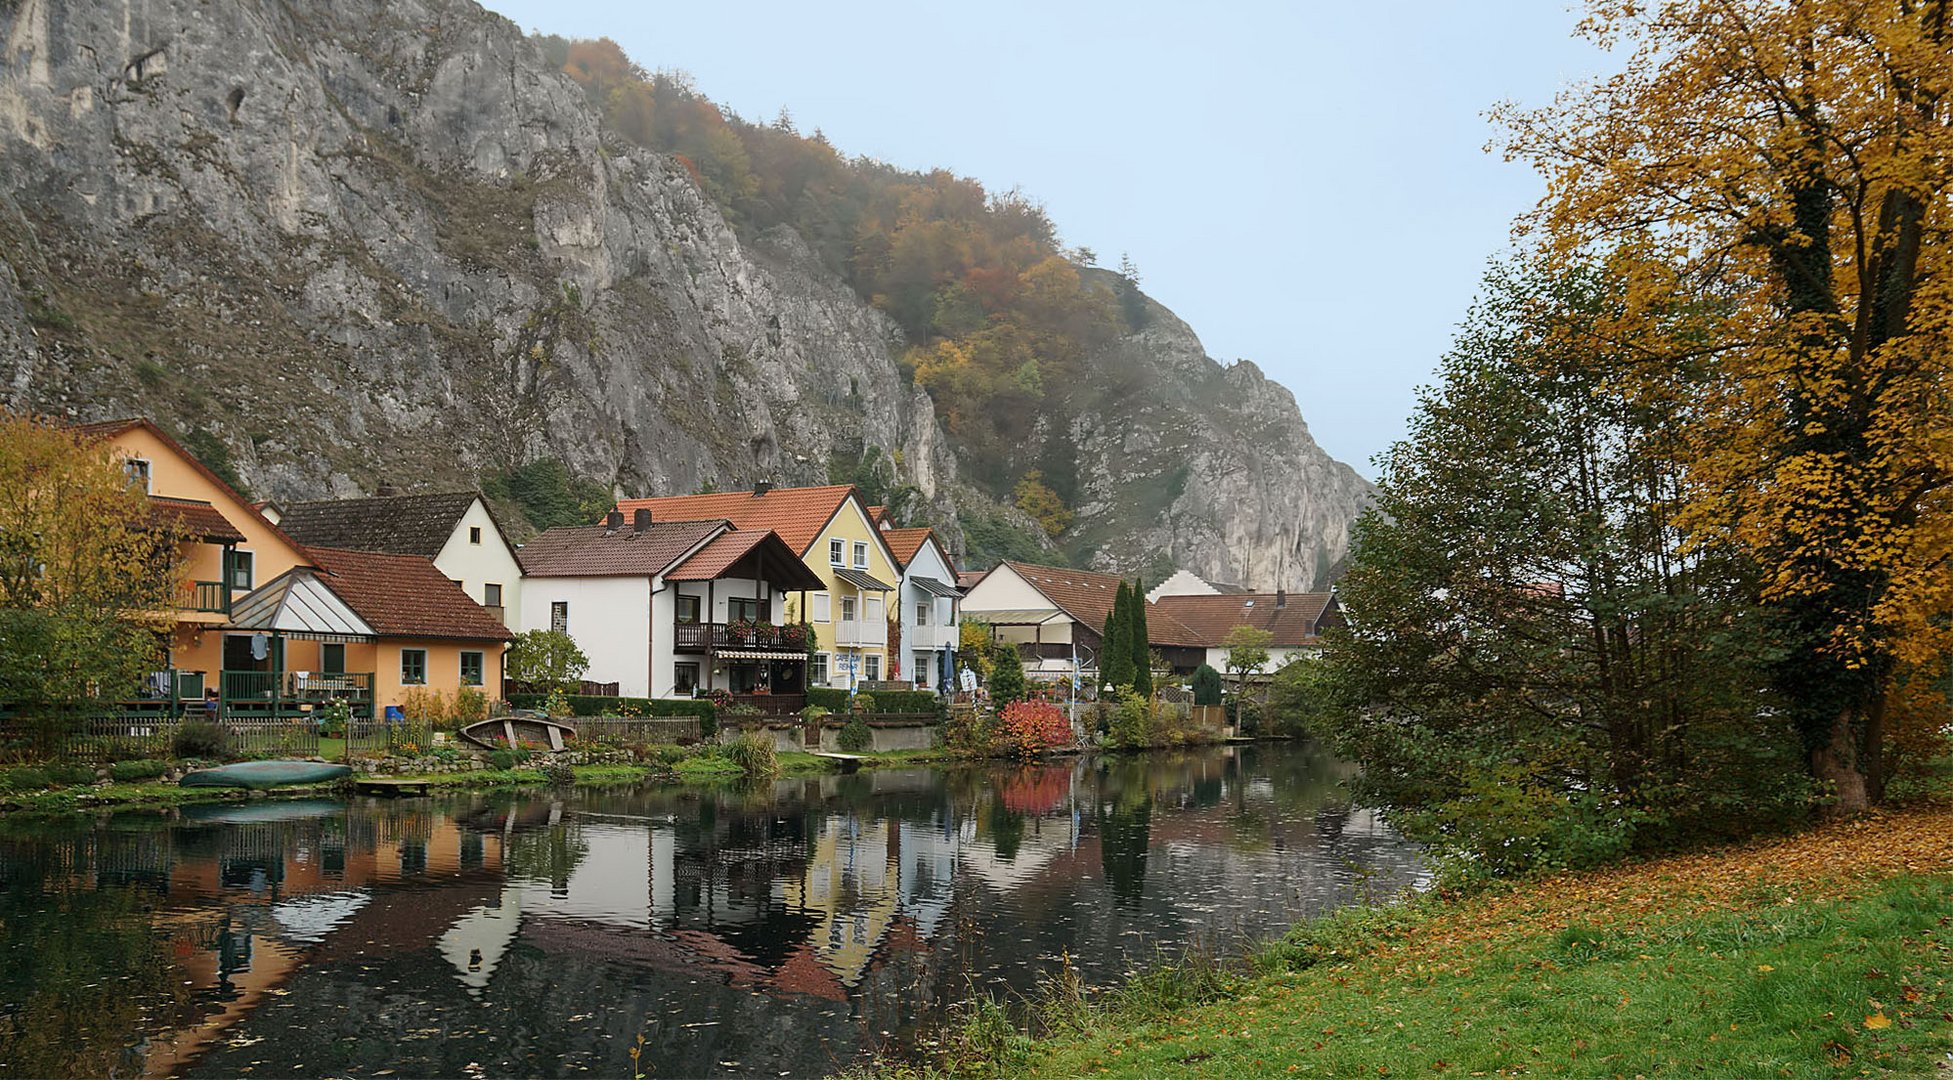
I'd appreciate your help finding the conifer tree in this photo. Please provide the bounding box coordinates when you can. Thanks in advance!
[1099,582,1132,690]
[988,638,1027,708]
[1128,579,1152,698]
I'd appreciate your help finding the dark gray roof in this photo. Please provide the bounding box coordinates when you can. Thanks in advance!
[276,491,484,557]
[832,567,895,592]
[517,520,727,578]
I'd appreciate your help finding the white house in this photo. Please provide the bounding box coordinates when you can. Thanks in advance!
[515,511,824,706]
[877,525,962,693]
[1148,590,1342,674]
[276,490,524,630]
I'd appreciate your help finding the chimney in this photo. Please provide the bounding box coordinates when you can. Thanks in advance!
[753,480,772,497]
[604,510,624,532]
[1275,589,1287,610]
[633,508,652,533]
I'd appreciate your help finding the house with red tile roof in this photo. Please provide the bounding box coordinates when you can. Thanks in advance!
[1149,590,1340,675]
[959,560,1204,684]
[516,510,823,703]
[876,524,961,693]
[613,485,902,691]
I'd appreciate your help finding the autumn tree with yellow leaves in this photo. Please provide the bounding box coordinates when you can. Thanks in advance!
[1501,0,1953,814]
[0,412,187,743]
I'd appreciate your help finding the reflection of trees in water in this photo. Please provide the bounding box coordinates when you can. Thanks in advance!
[503,802,587,897]
[0,885,185,1078]
[1095,760,1154,908]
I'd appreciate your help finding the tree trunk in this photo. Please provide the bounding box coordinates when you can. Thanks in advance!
[1811,708,1871,817]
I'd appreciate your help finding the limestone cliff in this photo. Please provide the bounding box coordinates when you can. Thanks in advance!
[0,0,1372,588]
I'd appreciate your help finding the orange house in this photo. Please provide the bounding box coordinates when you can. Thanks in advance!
[74,419,509,718]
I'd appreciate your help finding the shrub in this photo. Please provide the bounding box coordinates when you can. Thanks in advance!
[988,645,1027,707]
[999,700,1073,757]
[0,766,49,792]
[838,713,872,752]
[540,758,576,786]
[316,699,351,738]
[452,687,490,726]
[724,732,779,779]
[400,688,448,727]
[800,704,832,724]
[485,749,522,771]
[108,759,169,783]
[942,706,999,758]
[1105,691,1157,750]
[851,692,877,715]
[806,688,851,713]
[173,721,229,760]
[1191,664,1223,706]
[542,688,572,719]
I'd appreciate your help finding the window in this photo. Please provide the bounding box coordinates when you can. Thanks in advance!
[914,652,931,687]
[674,663,700,694]
[864,654,881,681]
[811,592,831,622]
[400,649,427,686]
[550,601,568,633]
[460,651,484,686]
[227,550,255,592]
[840,596,857,623]
[810,653,829,685]
[484,583,503,607]
[729,597,762,622]
[675,595,701,624]
[915,601,930,626]
[321,643,346,673]
[123,458,151,492]
[469,526,482,545]
[853,541,868,569]
[830,538,844,566]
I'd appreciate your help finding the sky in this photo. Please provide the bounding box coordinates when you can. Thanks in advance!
[484,1,1616,478]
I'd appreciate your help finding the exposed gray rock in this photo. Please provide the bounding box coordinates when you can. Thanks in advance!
[0,0,1372,588]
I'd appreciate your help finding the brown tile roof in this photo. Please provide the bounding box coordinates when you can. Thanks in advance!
[665,529,828,589]
[866,505,886,525]
[276,491,495,558]
[613,485,863,558]
[998,561,1206,644]
[1149,592,1336,648]
[306,547,513,641]
[146,496,246,543]
[71,416,307,555]
[879,527,934,569]
[516,519,725,578]
[956,569,990,590]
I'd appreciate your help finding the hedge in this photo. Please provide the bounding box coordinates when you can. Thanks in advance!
[504,695,718,737]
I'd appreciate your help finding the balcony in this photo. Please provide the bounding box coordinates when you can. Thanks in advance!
[188,580,230,614]
[828,619,887,649]
[905,623,959,651]
[671,621,814,654]
[220,670,375,717]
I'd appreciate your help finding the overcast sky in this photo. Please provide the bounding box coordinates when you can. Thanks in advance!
[485,1,1615,478]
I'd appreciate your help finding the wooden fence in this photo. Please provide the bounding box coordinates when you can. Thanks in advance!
[572,716,702,746]
[0,715,321,761]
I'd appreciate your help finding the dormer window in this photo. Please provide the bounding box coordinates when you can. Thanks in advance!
[124,458,151,493]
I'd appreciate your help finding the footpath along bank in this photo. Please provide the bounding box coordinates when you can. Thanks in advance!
[893,805,1953,1078]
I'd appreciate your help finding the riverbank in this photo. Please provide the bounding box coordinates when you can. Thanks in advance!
[894,803,1953,1078]
[0,745,961,816]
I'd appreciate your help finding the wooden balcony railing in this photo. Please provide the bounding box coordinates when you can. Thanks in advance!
[188,580,229,614]
[671,622,814,653]
[221,670,375,710]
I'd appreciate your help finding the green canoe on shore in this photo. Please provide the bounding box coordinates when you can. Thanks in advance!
[178,760,353,790]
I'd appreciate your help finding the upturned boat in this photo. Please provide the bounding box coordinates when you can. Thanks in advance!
[178,760,353,789]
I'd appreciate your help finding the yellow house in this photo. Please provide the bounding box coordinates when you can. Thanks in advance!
[613,485,902,689]
[73,419,509,718]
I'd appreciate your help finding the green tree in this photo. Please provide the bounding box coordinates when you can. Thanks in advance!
[1191,664,1223,706]
[1099,582,1132,690]
[1127,579,1152,698]
[1317,261,1802,878]
[0,414,187,746]
[987,638,1027,708]
[505,629,590,692]
[1222,625,1272,687]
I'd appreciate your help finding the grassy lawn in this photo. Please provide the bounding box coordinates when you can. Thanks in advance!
[925,805,1953,1079]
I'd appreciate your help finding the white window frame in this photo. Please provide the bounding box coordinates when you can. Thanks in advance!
[550,601,568,633]
[811,592,831,622]
[829,538,845,566]
[125,457,152,493]
[914,652,931,687]
[865,654,881,681]
[840,596,857,623]
[228,550,255,592]
[810,652,829,686]
[852,541,868,569]
[915,600,929,626]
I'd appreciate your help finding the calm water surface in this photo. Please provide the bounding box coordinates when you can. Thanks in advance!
[0,743,1422,1078]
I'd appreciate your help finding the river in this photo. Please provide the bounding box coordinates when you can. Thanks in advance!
[0,742,1423,1078]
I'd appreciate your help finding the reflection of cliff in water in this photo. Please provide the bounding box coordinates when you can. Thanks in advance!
[0,743,1423,1078]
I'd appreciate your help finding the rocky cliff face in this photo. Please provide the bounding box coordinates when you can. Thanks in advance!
[0,0,1372,588]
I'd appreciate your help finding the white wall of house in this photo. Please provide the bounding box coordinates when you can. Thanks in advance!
[517,576,651,697]
[960,563,1050,613]
[662,579,793,697]
[897,540,959,690]
[1148,569,1220,602]
[1204,645,1316,674]
[434,498,524,628]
